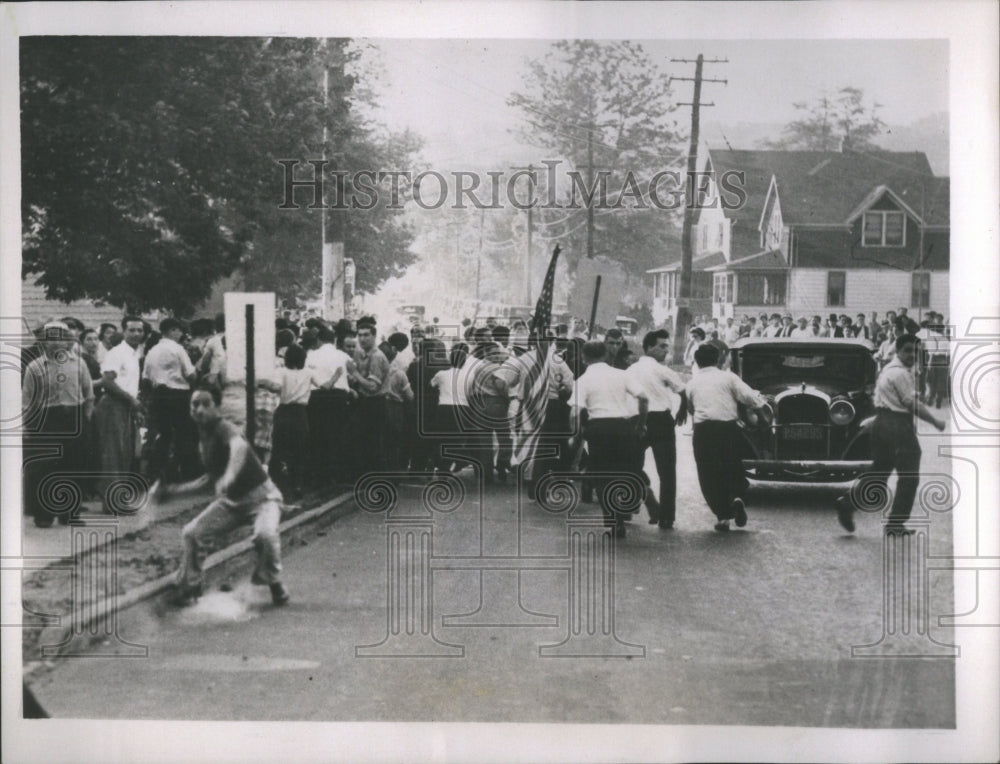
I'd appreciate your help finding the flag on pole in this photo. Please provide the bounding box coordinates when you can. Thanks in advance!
[512,245,560,475]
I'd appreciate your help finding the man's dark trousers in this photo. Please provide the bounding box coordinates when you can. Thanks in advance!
[584,418,640,527]
[865,410,921,527]
[150,386,198,481]
[692,419,747,521]
[644,410,677,525]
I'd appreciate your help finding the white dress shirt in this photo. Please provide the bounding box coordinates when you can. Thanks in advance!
[431,368,457,406]
[100,341,142,399]
[573,362,645,419]
[626,355,685,414]
[686,366,766,423]
[142,337,195,389]
[306,343,350,391]
[873,356,917,413]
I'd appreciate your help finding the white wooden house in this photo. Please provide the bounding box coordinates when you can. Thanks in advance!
[649,146,949,325]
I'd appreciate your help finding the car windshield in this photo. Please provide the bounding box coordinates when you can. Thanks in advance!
[739,349,872,388]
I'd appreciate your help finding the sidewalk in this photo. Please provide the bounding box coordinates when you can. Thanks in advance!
[21,492,208,563]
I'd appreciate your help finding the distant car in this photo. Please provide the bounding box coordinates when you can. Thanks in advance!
[398,305,426,324]
[614,316,639,339]
[728,337,877,482]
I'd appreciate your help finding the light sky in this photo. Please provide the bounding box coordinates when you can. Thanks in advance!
[364,38,948,166]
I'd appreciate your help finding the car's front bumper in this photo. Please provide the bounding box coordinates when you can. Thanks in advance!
[743,459,873,482]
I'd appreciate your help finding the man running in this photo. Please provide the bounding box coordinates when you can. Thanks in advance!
[685,343,769,531]
[154,383,290,607]
[836,333,947,534]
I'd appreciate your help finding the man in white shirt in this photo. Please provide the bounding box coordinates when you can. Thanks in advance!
[685,343,768,531]
[573,341,648,538]
[762,314,783,338]
[96,315,146,512]
[836,334,946,534]
[143,317,199,481]
[305,326,351,484]
[627,330,688,528]
[723,317,741,345]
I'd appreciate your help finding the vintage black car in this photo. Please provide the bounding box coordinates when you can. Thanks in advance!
[728,337,877,481]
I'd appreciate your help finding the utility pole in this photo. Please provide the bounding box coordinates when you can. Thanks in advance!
[321,50,346,322]
[587,130,595,259]
[669,54,727,363]
[510,164,537,306]
[475,206,485,317]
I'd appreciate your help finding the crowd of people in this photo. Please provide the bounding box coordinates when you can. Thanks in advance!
[21,302,951,603]
[682,307,952,406]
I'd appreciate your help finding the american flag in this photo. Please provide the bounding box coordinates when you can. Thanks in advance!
[512,244,560,475]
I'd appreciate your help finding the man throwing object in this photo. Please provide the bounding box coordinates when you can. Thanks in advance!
[153,383,290,607]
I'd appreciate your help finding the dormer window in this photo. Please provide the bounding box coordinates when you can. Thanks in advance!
[862,210,906,246]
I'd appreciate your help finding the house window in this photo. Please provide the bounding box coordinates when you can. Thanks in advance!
[736,272,787,306]
[701,224,709,253]
[911,272,931,308]
[862,211,906,247]
[692,272,713,299]
[827,271,846,306]
[713,273,732,304]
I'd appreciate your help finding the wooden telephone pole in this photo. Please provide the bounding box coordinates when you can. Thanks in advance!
[670,54,727,363]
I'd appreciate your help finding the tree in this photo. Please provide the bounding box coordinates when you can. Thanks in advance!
[763,87,886,151]
[508,40,684,279]
[21,37,418,315]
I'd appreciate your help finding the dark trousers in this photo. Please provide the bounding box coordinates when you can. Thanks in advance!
[355,395,387,475]
[271,403,309,492]
[534,398,572,480]
[692,420,748,521]
[644,410,677,524]
[926,355,949,407]
[383,399,409,471]
[150,387,199,481]
[408,396,437,471]
[434,404,465,470]
[307,389,350,482]
[584,417,641,527]
[23,405,86,525]
[865,410,922,527]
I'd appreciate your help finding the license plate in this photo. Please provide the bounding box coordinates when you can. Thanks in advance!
[782,425,825,440]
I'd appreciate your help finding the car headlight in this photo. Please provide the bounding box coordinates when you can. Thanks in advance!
[829,398,856,426]
[758,401,774,426]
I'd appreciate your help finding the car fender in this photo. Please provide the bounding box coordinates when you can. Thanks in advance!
[841,415,875,460]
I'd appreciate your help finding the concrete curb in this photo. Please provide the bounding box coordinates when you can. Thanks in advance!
[27,490,357,666]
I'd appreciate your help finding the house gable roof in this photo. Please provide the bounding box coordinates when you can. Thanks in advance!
[707,249,787,272]
[845,184,924,225]
[707,147,944,227]
[646,251,727,274]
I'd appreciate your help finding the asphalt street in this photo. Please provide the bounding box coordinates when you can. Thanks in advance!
[29,424,957,727]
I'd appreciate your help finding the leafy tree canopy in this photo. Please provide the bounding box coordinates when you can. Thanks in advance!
[508,40,684,277]
[21,37,419,316]
[763,86,886,151]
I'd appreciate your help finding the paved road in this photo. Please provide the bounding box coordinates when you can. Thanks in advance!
[30,425,957,727]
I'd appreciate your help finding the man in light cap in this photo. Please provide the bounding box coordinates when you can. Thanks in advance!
[22,321,95,526]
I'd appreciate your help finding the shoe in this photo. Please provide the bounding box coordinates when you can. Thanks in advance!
[168,583,203,608]
[270,582,291,606]
[658,522,674,530]
[645,496,661,524]
[33,518,54,529]
[731,498,748,528]
[251,571,268,586]
[714,521,730,532]
[835,495,855,533]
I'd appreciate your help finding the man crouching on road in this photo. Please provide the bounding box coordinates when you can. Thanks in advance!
[685,342,769,532]
[153,383,290,607]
